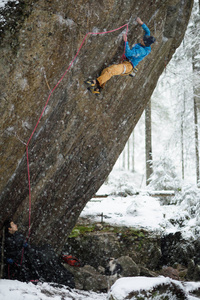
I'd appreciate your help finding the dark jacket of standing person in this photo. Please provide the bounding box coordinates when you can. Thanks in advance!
[3,220,75,288]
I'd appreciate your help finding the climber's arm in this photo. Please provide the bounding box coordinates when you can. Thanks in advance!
[141,23,151,36]
[136,17,151,36]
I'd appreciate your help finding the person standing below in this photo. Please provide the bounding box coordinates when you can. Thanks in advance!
[3,219,75,288]
[85,17,156,94]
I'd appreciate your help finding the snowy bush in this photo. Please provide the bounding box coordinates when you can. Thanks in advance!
[100,169,139,196]
[147,157,181,191]
[175,185,200,222]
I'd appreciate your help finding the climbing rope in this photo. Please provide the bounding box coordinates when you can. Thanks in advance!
[25,23,129,239]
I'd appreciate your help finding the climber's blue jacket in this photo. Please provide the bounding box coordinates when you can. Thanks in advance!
[125,23,151,67]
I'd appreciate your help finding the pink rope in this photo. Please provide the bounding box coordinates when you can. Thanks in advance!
[25,23,129,238]
[26,146,31,237]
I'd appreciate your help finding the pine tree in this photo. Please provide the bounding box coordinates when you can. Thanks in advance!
[148,156,181,192]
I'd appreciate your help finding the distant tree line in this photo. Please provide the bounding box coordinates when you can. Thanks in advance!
[116,0,200,188]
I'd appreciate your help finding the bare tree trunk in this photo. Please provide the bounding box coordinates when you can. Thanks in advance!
[145,100,153,185]
[132,132,135,172]
[194,97,200,184]
[192,50,200,185]
[181,92,186,180]
[123,148,126,169]
[193,2,200,183]
[127,139,130,170]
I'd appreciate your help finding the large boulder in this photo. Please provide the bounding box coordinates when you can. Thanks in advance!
[0,0,194,250]
[63,225,162,271]
[63,264,108,292]
[116,256,140,277]
[108,277,188,300]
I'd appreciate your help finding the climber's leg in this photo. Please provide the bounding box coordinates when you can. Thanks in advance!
[97,61,133,88]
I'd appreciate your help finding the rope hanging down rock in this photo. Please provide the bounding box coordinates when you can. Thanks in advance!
[25,23,129,239]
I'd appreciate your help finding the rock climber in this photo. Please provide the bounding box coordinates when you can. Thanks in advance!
[85,17,156,94]
[3,219,75,288]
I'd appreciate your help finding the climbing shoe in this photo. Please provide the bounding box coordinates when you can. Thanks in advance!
[88,86,101,95]
[129,67,138,77]
[84,79,96,87]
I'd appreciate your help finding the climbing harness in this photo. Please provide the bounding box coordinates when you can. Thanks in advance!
[121,63,138,77]
[122,64,127,74]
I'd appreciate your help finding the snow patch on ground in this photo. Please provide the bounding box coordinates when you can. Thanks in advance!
[81,169,200,239]
[1,278,200,300]
[0,280,107,300]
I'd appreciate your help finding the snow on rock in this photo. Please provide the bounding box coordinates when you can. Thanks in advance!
[184,281,200,297]
[56,15,76,28]
[108,276,186,300]
[1,278,200,300]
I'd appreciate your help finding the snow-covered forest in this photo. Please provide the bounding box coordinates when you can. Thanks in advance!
[116,0,200,188]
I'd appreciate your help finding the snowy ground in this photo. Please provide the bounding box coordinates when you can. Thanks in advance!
[0,280,107,300]
[81,169,199,240]
[1,277,200,300]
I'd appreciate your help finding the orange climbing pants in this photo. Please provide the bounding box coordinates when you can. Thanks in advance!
[97,61,133,88]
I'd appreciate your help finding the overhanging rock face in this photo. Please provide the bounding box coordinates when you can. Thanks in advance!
[0,0,193,251]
